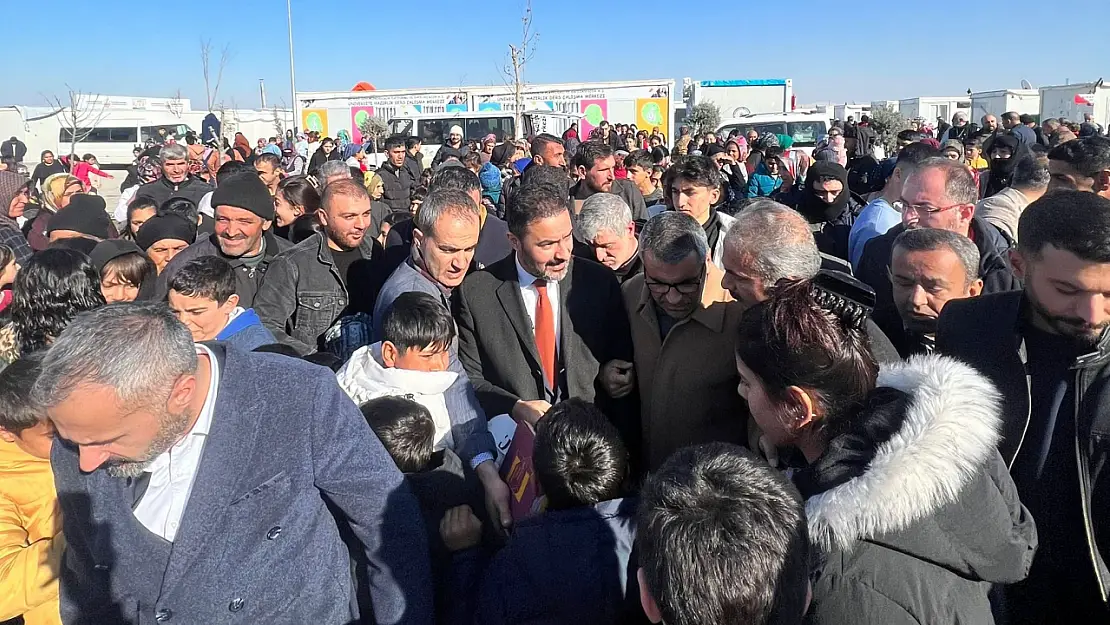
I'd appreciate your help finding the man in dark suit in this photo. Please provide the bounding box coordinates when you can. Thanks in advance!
[453,182,636,431]
[34,303,432,625]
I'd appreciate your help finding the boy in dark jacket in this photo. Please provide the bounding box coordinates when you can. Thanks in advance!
[360,395,488,624]
[473,398,645,625]
[167,255,276,351]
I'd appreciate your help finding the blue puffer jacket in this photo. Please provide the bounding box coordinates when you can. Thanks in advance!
[216,308,276,351]
[745,161,784,198]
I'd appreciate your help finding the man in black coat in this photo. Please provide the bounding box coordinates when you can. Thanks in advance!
[569,141,648,221]
[453,183,635,431]
[937,191,1110,624]
[378,135,416,212]
[134,144,214,207]
[856,157,1019,344]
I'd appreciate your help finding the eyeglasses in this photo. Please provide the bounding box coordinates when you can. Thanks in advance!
[892,200,963,215]
[645,265,706,296]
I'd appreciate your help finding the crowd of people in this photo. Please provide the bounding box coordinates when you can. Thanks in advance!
[0,108,1109,625]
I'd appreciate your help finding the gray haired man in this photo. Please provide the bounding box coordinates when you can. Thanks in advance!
[623,211,747,470]
[36,303,432,624]
[721,199,900,362]
[574,193,642,283]
[134,142,214,206]
[890,228,982,356]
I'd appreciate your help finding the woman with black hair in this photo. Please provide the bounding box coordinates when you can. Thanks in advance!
[0,248,104,362]
[273,175,321,241]
[734,277,1036,624]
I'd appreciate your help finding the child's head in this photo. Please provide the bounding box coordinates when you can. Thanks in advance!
[167,256,239,342]
[533,398,627,510]
[380,291,453,372]
[0,352,51,459]
[360,395,434,473]
[637,443,810,625]
[94,241,156,304]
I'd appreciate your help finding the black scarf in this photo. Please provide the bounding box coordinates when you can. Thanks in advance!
[703,207,722,251]
[799,161,851,224]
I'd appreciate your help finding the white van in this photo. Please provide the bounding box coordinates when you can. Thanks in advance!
[58,122,195,167]
[387,110,579,163]
[716,112,832,157]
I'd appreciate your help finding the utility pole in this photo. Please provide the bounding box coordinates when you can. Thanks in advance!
[259,79,267,109]
[287,0,299,133]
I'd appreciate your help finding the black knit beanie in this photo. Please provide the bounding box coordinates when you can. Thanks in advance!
[47,194,112,240]
[136,214,198,251]
[211,172,275,221]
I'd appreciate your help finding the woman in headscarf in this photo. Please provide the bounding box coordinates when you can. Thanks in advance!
[30,151,65,191]
[230,133,253,163]
[26,174,83,252]
[113,156,161,225]
[979,134,1026,199]
[790,161,859,261]
[357,171,391,240]
[336,129,352,153]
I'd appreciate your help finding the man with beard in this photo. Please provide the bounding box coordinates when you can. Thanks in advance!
[938,191,1110,624]
[777,161,860,262]
[255,179,394,355]
[431,125,470,170]
[37,303,432,625]
[453,183,634,432]
[570,141,648,221]
[157,172,292,306]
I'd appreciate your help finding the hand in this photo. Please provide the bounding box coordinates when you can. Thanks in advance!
[512,399,551,429]
[476,461,513,535]
[758,435,780,468]
[600,359,635,399]
[439,505,483,552]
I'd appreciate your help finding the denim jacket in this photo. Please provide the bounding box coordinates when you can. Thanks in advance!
[254,231,390,355]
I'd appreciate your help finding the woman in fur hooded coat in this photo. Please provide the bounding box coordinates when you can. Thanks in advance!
[736,278,1038,624]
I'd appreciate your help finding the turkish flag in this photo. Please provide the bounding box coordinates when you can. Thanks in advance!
[1075,94,1095,106]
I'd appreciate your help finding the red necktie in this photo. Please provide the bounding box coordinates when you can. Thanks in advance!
[533,279,556,391]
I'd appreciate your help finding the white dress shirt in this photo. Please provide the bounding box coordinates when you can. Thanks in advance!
[515,256,561,355]
[132,345,220,542]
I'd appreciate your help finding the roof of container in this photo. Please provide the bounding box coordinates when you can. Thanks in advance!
[698,79,787,87]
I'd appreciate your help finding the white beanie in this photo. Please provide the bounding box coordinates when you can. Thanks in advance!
[449,125,463,136]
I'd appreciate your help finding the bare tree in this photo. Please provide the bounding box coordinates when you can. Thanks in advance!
[200,39,232,111]
[44,86,111,159]
[500,1,538,139]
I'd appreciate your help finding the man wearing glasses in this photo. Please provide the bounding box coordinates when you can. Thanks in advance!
[855,157,1019,347]
[622,211,747,471]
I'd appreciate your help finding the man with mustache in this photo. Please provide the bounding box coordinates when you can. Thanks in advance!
[454,182,636,484]
[255,179,395,356]
[938,190,1110,624]
[157,172,291,306]
[38,303,432,624]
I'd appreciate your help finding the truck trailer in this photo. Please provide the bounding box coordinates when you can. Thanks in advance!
[297,79,675,145]
[686,79,794,118]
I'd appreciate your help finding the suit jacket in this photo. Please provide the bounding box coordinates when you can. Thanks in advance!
[453,254,633,418]
[623,264,748,470]
[52,344,433,625]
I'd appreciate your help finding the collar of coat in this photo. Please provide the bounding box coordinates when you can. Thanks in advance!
[805,354,1002,552]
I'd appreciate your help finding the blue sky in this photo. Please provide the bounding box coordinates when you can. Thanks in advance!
[5,0,1106,109]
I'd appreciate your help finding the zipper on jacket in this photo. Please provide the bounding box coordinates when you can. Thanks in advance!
[1073,368,1109,600]
[1007,340,1034,471]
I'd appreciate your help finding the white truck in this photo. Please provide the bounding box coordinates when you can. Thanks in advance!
[1040,81,1110,128]
[297,78,676,146]
[970,89,1040,123]
[686,79,794,118]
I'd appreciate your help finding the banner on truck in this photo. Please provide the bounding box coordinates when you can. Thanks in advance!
[636,98,668,133]
[350,106,374,144]
[302,109,329,136]
[580,99,608,141]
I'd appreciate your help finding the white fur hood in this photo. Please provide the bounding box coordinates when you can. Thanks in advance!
[805,354,1006,553]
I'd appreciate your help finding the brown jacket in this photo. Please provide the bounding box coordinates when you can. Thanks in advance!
[623,263,749,470]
